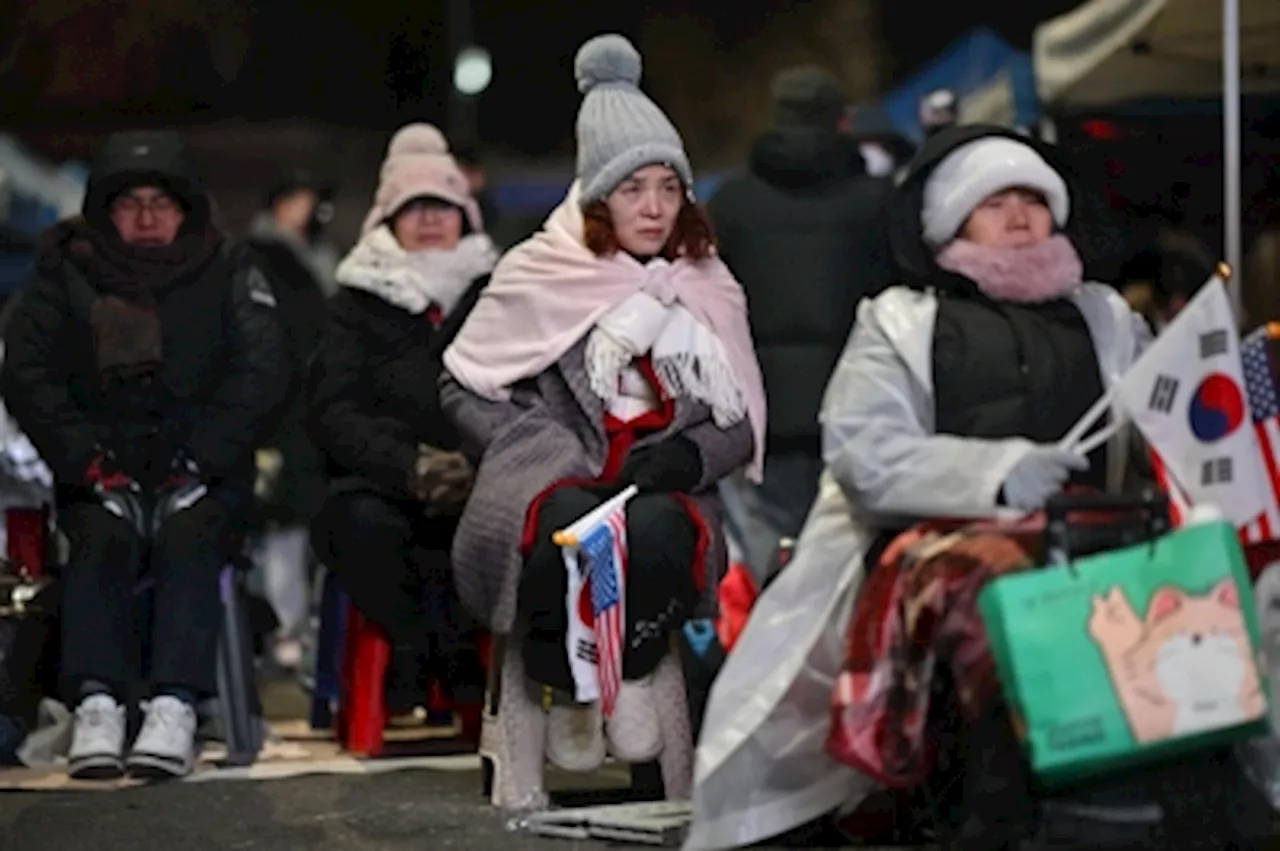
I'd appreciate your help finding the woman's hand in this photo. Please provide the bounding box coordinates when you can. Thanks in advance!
[1000,446,1088,511]
[410,444,475,509]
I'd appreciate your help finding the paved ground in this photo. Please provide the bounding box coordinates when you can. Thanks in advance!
[0,676,865,850]
[0,763,868,851]
[0,768,615,851]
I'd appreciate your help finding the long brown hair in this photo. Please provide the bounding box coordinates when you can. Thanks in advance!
[582,198,717,261]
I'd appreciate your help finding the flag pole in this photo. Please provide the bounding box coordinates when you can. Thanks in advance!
[1058,385,1122,452]
[1224,0,1243,322]
[1060,270,1230,453]
[552,485,640,547]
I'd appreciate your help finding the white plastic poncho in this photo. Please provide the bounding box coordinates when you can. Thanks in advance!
[685,283,1147,850]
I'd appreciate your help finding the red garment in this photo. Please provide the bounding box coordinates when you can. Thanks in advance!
[599,356,676,482]
[827,503,1177,788]
[520,355,710,596]
[716,562,758,652]
[1246,541,1280,580]
[827,518,1041,787]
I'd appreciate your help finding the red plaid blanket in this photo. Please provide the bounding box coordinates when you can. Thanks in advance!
[825,516,1044,787]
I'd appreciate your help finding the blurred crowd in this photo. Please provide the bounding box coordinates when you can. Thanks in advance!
[0,28,1263,850]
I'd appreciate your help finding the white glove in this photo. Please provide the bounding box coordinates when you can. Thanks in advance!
[596,290,671,353]
[586,291,674,402]
[1001,446,1089,511]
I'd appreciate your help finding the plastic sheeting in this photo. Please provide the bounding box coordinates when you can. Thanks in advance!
[684,474,875,850]
[1033,0,1280,108]
[0,340,54,556]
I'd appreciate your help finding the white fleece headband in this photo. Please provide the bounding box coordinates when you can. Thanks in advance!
[921,137,1070,248]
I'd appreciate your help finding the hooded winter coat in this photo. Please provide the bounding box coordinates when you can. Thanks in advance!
[686,126,1151,851]
[1,131,291,494]
[707,128,895,450]
[308,270,487,501]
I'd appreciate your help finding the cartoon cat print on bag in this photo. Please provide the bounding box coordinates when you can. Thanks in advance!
[1088,578,1265,743]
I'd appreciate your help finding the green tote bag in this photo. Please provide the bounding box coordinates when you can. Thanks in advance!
[979,519,1269,788]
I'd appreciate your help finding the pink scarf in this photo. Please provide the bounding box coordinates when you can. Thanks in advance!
[443,182,766,481]
[935,234,1084,303]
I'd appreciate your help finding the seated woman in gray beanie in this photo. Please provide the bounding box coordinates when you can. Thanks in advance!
[441,34,765,774]
[687,125,1150,850]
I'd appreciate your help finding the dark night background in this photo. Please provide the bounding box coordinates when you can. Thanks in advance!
[9,0,1271,277]
[0,0,1082,156]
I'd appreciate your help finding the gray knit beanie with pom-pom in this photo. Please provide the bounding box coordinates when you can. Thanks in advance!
[573,34,693,206]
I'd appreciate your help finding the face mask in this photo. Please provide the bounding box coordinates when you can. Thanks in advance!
[859,143,895,178]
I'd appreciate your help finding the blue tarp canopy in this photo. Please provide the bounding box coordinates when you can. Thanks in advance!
[879,27,1039,142]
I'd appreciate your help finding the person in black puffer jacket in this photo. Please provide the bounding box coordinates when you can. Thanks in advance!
[2,130,291,780]
[308,123,498,709]
[707,66,896,577]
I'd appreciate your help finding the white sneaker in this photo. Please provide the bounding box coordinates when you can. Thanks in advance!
[68,694,126,780]
[605,677,662,763]
[545,701,606,772]
[126,696,198,779]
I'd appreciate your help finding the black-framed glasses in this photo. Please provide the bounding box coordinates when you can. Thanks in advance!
[111,194,182,218]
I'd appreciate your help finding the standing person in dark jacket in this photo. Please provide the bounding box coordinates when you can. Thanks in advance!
[707,65,896,577]
[1,130,291,779]
[847,101,916,182]
[249,170,341,298]
[453,144,501,239]
[245,170,335,670]
[309,123,498,712]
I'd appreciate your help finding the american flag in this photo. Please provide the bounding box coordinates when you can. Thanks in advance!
[1153,324,1280,543]
[582,507,629,717]
[1239,326,1280,543]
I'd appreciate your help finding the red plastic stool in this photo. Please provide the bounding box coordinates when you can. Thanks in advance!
[6,506,48,579]
[336,601,492,756]
[336,602,392,756]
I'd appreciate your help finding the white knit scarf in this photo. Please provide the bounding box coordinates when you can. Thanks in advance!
[585,275,745,429]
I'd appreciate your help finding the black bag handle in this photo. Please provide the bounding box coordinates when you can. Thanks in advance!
[1044,489,1171,568]
[1045,490,1171,522]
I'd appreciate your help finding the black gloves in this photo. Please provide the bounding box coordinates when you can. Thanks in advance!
[83,448,146,536]
[618,437,703,494]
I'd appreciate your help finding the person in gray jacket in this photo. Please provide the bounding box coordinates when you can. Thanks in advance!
[440,34,765,782]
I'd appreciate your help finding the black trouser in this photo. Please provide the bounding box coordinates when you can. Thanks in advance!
[518,486,699,688]
[59,497,233,703]
[311,490,484,703]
